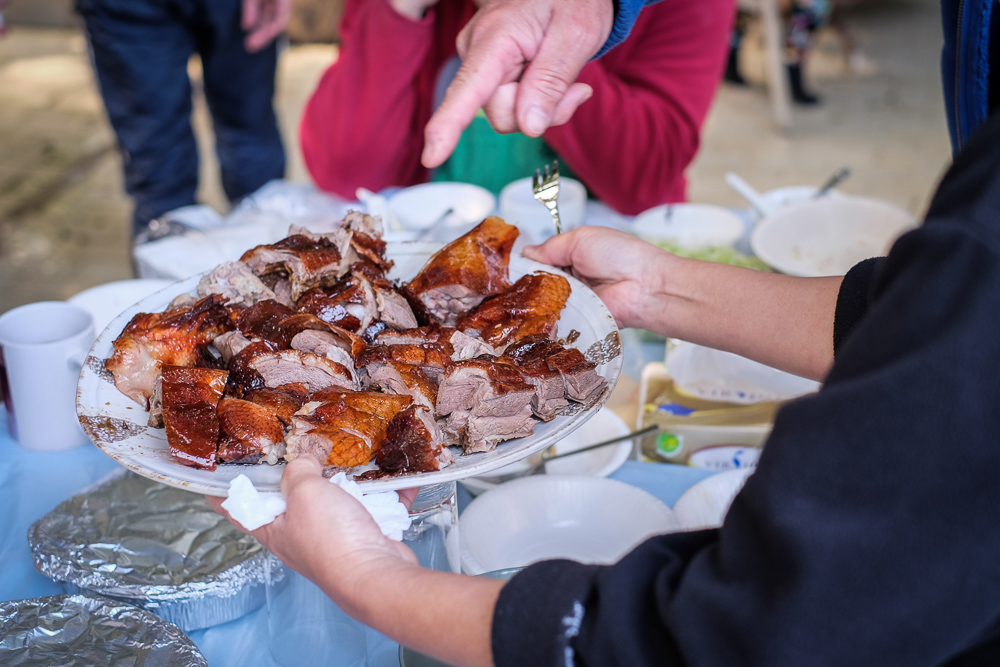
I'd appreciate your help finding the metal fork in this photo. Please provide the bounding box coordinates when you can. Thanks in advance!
[532,160,562,235]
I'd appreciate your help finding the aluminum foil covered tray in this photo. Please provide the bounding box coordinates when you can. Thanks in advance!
[0,593,207,666]
[29,470,286,631]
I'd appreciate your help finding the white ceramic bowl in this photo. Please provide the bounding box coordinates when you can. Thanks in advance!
[387,182,496,233]
[751,195,918,277]
[672,468,755,530]
[756,186,844,218]
[460,407,632,496]
[629,203,745,250]
[499,176,587,245]
[459,475,679,574]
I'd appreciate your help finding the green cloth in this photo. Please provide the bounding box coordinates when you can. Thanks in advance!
[431,110,579,196]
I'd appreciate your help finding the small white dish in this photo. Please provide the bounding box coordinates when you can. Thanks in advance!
[387,182,496,232]
[672,467,755,531]
[68,279,174,333]
[460,407,632,496]
[629,203,745,250]
[751,195,917,277]
[459,475,679,575]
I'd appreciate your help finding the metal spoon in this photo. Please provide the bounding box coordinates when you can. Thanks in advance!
[813,167,851,198]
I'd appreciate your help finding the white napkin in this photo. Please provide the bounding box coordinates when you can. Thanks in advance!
[221,473,412,541]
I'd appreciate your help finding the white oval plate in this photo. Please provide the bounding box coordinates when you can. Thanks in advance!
[459,406,632,496]
[459,475,679,575]
[76,242,622,495]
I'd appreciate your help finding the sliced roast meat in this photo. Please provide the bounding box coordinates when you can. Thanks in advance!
[375,324,453,346]
[499,335,569,420]
[290,329,359,384]
[197,261,276,306]
[106,294,233,409]
[308,389,412,422]
[435,359,536,452]
[240,230,357,300]
[372,279,417,330]
[375,405,453,474]
[216,397,286,464]
[406,216,518,325]
[449,330,496,361]
[286,418,371,468]
[211,330,252,362]
[296,287,361,332]
[235,299,296,347]
[340,210,384,238]
[225,339,281,399]
[249,349,359,393]
[355,343,452,383]
[363,359,438,409]
[547,347,607,403]
[159,365,228,470]
[243,386,307,425]
[456,271,570,349]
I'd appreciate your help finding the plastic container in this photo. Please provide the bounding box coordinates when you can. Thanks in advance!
[636,362,777,469]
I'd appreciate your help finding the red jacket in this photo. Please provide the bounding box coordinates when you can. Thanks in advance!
[300,0,733,215]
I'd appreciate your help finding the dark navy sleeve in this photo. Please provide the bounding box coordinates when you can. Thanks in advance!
[595,0,663,57]
[491,112,1000,666]
[832,256,883,356]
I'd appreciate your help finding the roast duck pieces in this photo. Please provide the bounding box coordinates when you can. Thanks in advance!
[106,214,606,478]
[406,215,518,326]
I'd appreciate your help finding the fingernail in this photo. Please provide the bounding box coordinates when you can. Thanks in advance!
[421,142,435,167]
[524,107,550,136]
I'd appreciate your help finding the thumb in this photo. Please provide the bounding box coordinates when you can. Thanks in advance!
[241,0,259,30]
[281,456,324,496]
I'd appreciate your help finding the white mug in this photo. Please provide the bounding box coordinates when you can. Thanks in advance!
[0,301,96,451]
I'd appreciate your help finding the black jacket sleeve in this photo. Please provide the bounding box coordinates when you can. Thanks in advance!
[492,113,1000,667]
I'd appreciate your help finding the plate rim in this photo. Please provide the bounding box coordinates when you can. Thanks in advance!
[77,242,623,495]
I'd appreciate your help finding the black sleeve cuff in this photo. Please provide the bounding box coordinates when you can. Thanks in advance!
[833,257,884,357]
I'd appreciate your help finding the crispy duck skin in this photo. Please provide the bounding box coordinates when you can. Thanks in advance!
[159,365,228,470]
[296,288,362,332]
[354,343,453,382]
[243,387,307,425]
[224,339,281,399]
[106,295,234,408]
[406,216,518,326]
[285,398,392,467]
[248,349,359,393]
[456,271,570,348]
[363,359,438,409]
[240,231,356,300]
[308,389,412,422]
[236,299,296,347]
[216,397,286,464]
[375,405,453,474]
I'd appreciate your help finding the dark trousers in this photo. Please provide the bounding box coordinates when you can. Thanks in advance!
[76,0,286,234]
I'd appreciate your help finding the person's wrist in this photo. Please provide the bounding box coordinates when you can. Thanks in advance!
[318,548,420,618]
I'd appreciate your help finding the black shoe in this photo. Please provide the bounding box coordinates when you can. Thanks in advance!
[787,63,821,105]
[724,47,747,86]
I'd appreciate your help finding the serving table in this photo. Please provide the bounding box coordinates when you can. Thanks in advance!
[0,406,714,666]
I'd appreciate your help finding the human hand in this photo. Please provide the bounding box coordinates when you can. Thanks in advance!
[242,0,292,53]
[389,0,440,21]
[421,0,614,167]
[522,226,674,331]
[208,457,420,606]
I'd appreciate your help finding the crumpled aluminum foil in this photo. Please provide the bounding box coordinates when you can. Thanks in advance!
[29,470,287,632]
[0,593,207,666]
